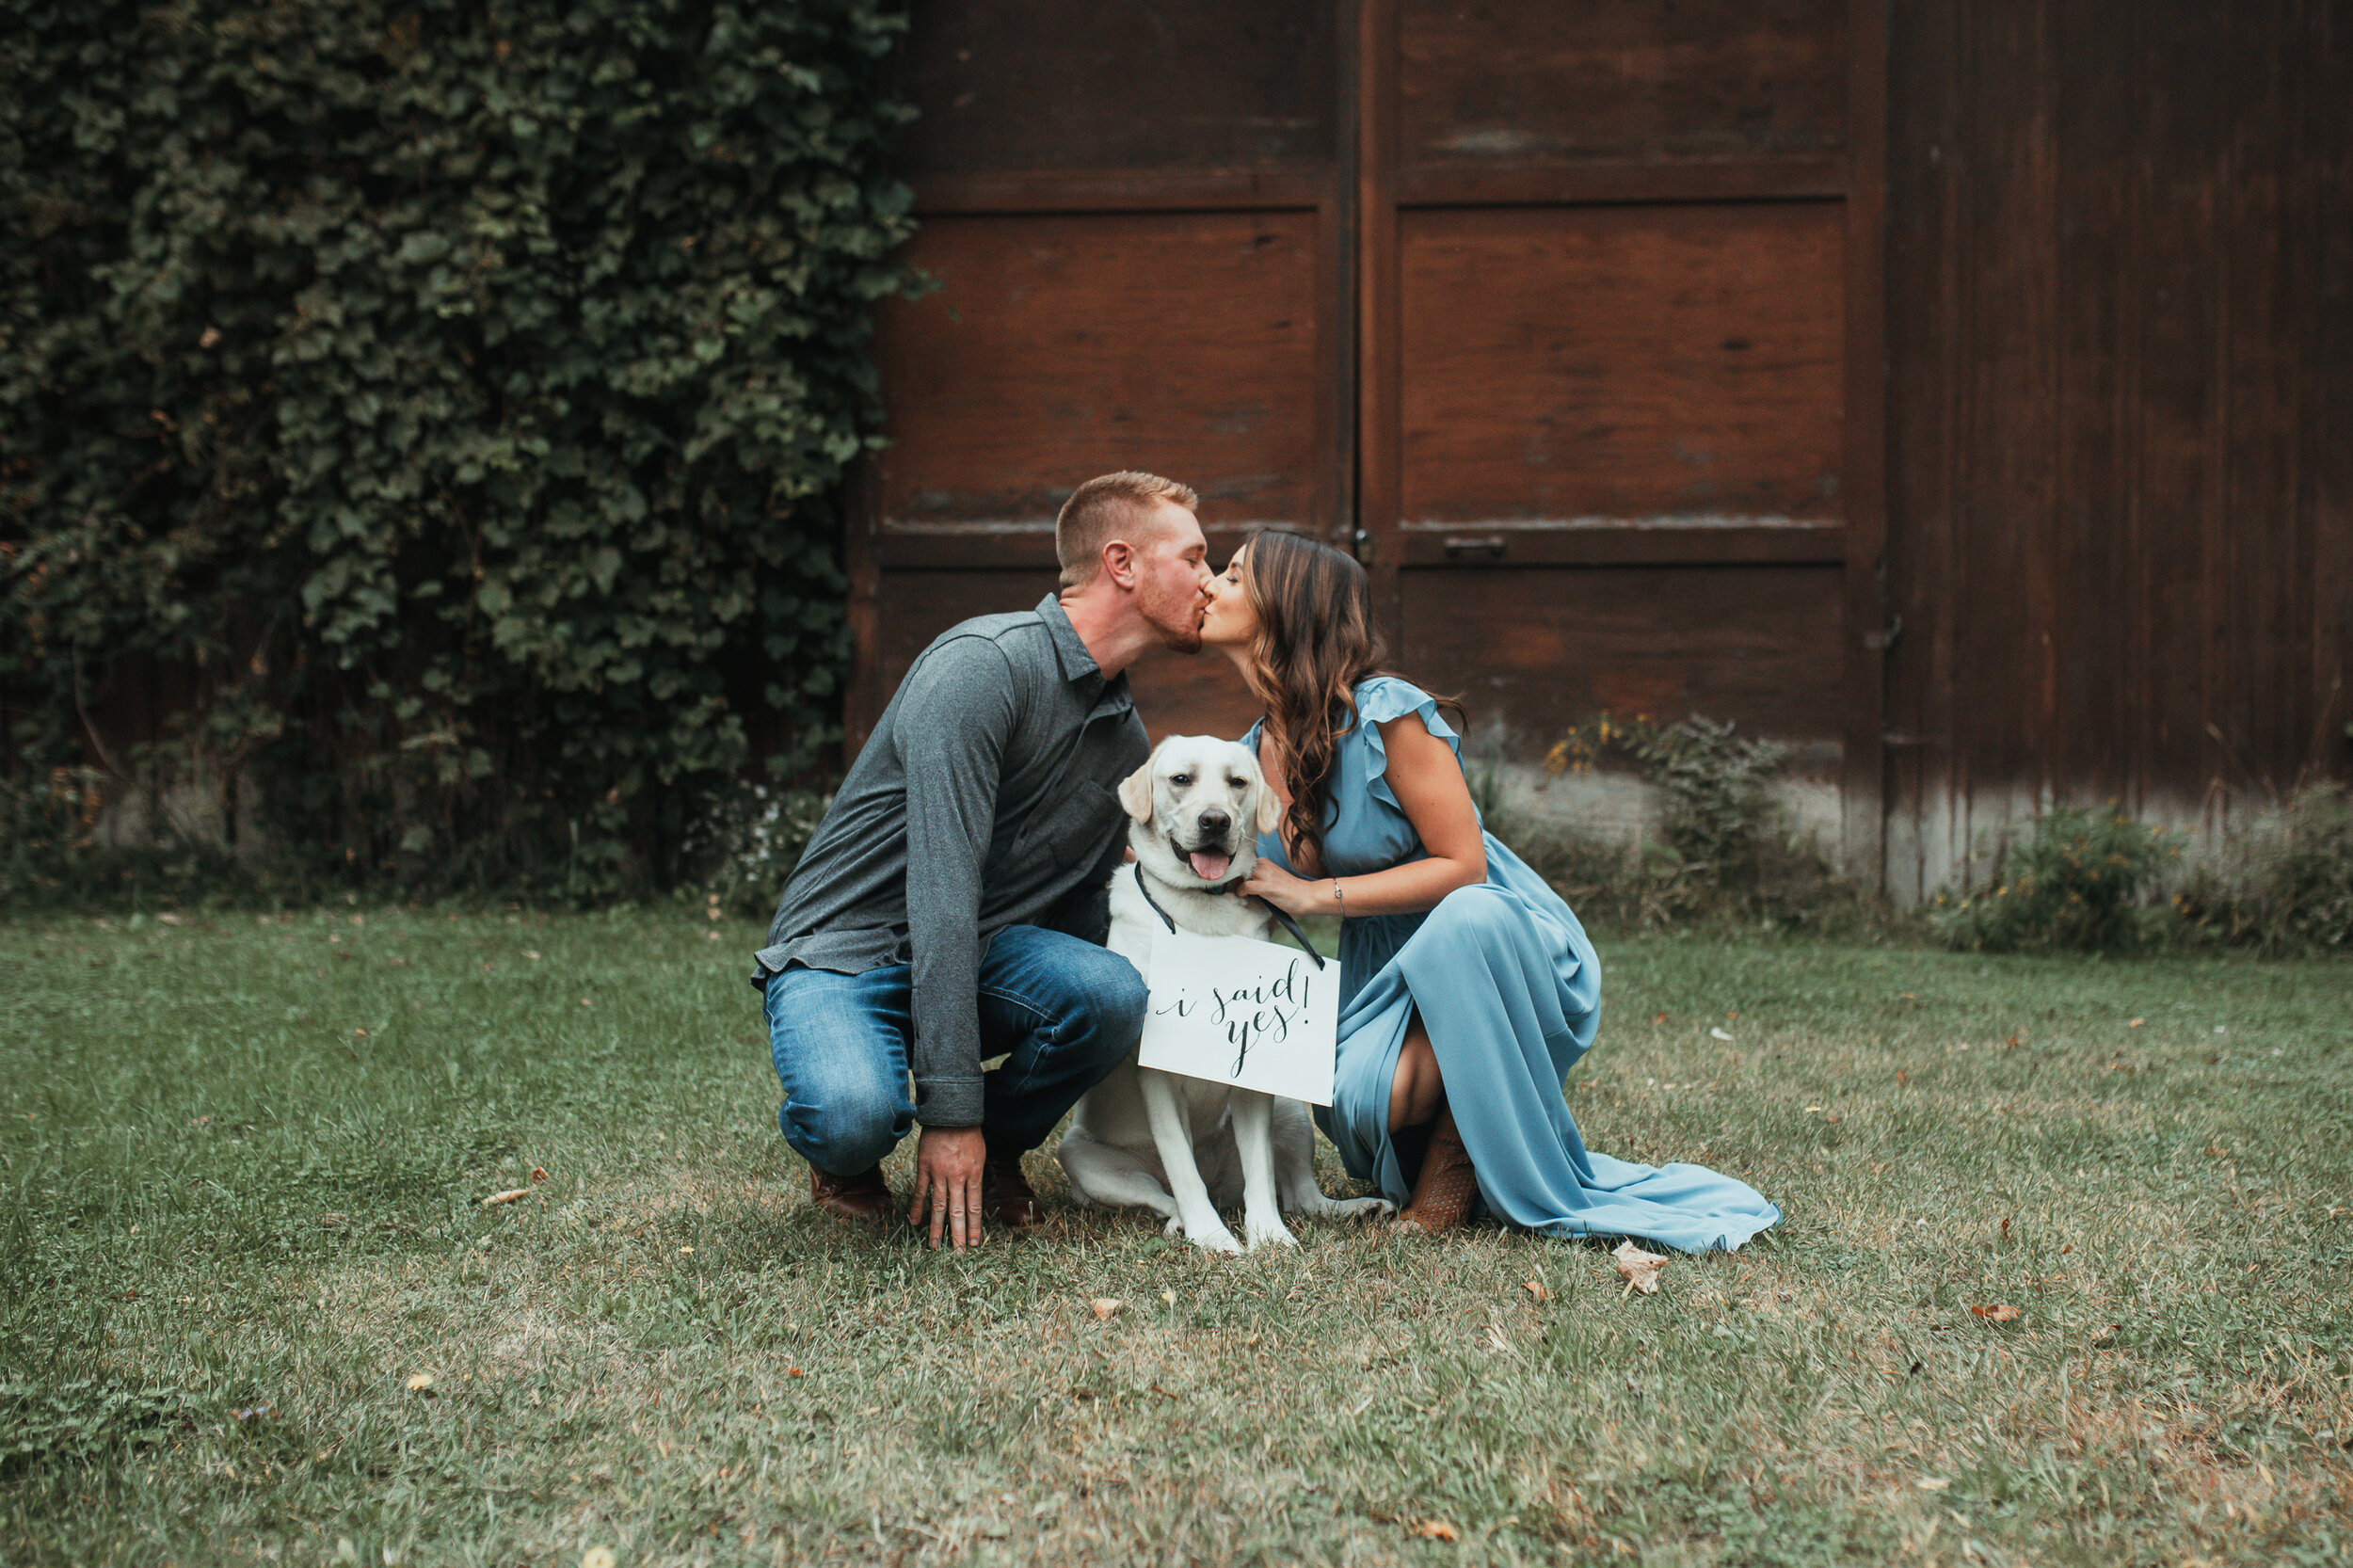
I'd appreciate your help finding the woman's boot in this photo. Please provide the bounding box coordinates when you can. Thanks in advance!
[1395,1109,1476,1235]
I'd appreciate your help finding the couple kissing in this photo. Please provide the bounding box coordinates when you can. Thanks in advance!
[751,472,1781,1256]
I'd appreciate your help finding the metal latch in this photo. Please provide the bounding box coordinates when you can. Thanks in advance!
[1442,535,1507,561]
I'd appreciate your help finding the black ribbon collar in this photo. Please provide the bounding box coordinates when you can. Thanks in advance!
[1131,862,1327,968]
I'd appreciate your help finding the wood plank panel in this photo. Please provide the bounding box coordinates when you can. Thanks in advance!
[1837,0,1890,886]
[2048,0,2138,806]
[2221,0,2307,794]
[1393,521,1845,568]
[1881,0,1967,902]
[1948,0,2055,838]
[1392,155,1846,208]
[2132,1,2227,820]
[1400,564,1848,745]
[1396,202,1846,523]
[1397,0,1848,166]
[2311,0,2353,777]
[892,0,1338,174]
[871,212,1326,529]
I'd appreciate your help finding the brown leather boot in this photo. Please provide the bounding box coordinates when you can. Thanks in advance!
[808,1161,892,1225]
[981,1155,1044,1229]
[1394,1110,1477,1235]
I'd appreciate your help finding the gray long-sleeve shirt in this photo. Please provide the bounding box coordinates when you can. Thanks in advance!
[752,597,1148,1127]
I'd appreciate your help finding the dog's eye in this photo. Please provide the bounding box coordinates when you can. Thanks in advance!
[1228,777,1248,790]
[1168,773,1192,787]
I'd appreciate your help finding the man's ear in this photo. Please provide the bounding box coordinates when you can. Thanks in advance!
[1118,755,1157,824]
[1099,537,1138,590]
[1254,777,1283,836]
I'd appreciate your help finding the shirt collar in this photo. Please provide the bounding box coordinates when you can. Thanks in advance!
[1034,595,1134,719]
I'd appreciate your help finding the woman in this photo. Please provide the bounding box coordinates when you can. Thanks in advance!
[1204,531,1780,1252]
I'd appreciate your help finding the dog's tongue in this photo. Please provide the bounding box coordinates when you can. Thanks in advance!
[1187,849,1232,883]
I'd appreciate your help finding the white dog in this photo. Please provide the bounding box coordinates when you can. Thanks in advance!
[1056,736,1394,1252]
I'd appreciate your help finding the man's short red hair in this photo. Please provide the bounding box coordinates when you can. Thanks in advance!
[1055,472,1199,588]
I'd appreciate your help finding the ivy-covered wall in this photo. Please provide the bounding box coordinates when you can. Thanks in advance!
[0,0,918,900]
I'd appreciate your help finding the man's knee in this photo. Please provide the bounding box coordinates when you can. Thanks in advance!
[1066,944,1149,1052]
[782,1080,908,1176]
[766,980,911,1174]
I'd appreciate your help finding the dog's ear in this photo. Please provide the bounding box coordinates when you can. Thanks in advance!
[1253,771,1283,836]
[1117,755,1157,824]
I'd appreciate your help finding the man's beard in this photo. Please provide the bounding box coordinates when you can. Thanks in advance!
[1141,579,1205,653]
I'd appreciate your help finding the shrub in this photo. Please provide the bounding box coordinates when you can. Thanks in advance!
[1537,712,1873,932]
[0,0,920,904]
[682,780,832,920]
[2176,784,2353,954]
[1931,803,2184,952]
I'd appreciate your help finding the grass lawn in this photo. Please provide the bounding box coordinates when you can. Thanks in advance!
[1,906,2347,1566]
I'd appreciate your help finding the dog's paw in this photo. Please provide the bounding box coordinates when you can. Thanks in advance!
[1337,1197,1397,1220]
[1188,1224,1245,1256]
[1244,1218,1299,1250]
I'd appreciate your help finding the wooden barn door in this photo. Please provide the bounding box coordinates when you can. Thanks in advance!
[851,0,1356,752]
[858,1,1887,875]
[1357,0,1887,876]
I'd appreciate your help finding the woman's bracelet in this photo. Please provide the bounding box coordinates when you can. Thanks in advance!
[1331,878,1345,920]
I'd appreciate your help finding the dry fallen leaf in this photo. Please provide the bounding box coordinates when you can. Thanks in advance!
[1091,1297,1124,1320]
[530,1166,548,1183]
[481,1188,531,1208]
[1969,1303,2021,1322]
[1709,1027,1735,1041]
[1612,1240,1670,1296]
[405,1373,436,1394]
[1523,1279,1550,1302]
[1652,1011,1669,1024]
[1415,1519,1459,1542]
[583,1549,617,1568]
[1914,1477,1950,1492]
[2127,1016,2145,1028]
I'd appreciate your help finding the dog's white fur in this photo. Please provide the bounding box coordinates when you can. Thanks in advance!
[1056,736,1394,1252]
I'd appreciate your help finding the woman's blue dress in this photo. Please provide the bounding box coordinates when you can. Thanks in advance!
[1244,677,1781,1254]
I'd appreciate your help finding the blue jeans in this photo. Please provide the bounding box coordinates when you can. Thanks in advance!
[760,924,1146,1176]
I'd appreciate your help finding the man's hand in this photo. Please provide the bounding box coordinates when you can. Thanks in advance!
[909,1126,988,1250]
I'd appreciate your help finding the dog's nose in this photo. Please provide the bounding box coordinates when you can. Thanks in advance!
[1196,808,1231,838]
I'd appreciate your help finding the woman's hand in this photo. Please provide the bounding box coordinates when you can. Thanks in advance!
[1238,856,1323,919]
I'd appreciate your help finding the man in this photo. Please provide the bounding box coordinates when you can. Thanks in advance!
[753,472,1212,1250]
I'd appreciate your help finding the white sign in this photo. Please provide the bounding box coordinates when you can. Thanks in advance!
[1135,928,1340,1106]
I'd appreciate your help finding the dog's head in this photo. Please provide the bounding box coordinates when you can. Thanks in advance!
[1117,735,1283,888]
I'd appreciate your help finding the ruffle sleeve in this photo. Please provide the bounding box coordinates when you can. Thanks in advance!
[1352,676,1462,814]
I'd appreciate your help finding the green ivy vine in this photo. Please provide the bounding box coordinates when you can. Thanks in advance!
[0,0,920,900]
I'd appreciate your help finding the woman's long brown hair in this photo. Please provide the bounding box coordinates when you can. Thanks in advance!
[1239,530,1443,873]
